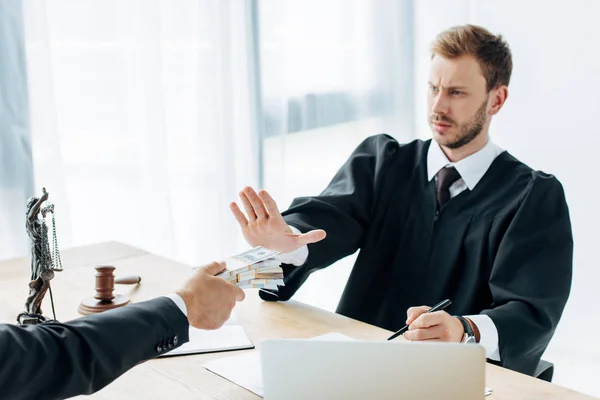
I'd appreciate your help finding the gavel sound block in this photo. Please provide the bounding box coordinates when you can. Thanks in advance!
[78,266,141,315]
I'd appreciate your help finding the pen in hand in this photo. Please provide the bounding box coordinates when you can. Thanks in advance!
[387,299,452,341]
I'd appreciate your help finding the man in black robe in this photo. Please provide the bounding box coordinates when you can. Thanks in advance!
[230,24,573,376]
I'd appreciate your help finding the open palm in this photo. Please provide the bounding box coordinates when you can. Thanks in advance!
[230,187,326,254]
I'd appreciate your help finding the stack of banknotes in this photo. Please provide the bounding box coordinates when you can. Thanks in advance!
[218,246,284,290]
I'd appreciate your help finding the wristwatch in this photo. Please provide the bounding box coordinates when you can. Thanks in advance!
[455,316,477,344]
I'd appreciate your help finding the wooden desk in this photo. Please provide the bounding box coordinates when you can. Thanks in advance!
[0,242,596,400]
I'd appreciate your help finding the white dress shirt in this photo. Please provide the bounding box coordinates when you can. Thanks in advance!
[163,293,188,317]
[279,138,504,360]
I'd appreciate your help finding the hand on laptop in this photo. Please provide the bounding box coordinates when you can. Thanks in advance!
[403,305,464,342]
[230,186,326,253]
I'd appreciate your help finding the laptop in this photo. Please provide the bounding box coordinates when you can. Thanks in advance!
[261,339,486,400]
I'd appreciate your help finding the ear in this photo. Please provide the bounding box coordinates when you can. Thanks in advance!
[488,85,508,116]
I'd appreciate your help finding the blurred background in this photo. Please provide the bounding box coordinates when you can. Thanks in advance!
[1,0,598,395]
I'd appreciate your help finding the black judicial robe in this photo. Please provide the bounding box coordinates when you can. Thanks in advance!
[260,134,573,376]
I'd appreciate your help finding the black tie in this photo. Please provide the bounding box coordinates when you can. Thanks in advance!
[436,166,461,207]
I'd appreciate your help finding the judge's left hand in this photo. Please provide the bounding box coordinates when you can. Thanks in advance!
[403,306,464,342]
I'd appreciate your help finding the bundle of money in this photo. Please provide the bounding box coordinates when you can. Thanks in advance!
[218,247,284,290]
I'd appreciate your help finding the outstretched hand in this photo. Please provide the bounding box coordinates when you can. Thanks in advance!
[229,187,326,253]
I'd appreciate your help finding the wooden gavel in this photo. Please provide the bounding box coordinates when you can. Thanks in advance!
[78,266,141,315]
[115,276,142,285]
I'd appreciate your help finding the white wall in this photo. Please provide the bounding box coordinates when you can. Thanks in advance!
[414,1,600,395]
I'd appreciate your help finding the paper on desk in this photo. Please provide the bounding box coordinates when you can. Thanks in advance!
[160,311,254,357]
[204,351,265,395]
[204,332,493,397]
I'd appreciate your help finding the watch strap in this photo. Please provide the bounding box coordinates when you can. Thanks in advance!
[455,316,475,340]
[464,317,481,343]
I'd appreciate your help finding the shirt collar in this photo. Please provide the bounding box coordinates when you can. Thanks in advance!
[427,139,504,190]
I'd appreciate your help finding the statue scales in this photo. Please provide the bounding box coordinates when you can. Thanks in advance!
[18,187,63,325]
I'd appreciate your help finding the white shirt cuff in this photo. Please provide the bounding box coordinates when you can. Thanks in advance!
[163,294,187,317]
[276,225,309,266]
[466,314,500,361]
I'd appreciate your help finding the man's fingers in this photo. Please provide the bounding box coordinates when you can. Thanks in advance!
[295,230,327,245]
[404,325,445,341]
[243,187,268,220]
[258,190,281,218]
[406,306,431,324]
[239,191,257,221]
[202,261,227,276]
[230,202,249,227]
[233,286,246,302]
[220,310,234,328]
[409,311,444,330]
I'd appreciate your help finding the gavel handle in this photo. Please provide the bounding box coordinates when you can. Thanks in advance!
[114,276,141,285]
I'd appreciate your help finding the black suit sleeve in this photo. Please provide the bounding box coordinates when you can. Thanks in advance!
[482,174,573,375]
[0,297,190,400]
[260,134,399,301]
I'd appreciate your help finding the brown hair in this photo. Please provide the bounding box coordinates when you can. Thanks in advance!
[431,24,512,92]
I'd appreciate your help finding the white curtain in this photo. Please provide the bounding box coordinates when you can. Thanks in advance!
[258,0,416,310]
[13,0,415,310]
[21,0,259,265]
[0,0,34,260]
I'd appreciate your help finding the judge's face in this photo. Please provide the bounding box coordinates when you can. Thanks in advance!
[427,54,490,149]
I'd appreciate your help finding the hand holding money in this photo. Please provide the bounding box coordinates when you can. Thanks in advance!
[217,246,285,290]
[177,262,245,330]
[229,187,326,254]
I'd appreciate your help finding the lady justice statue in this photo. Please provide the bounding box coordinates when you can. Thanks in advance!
[18,187,64,325]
